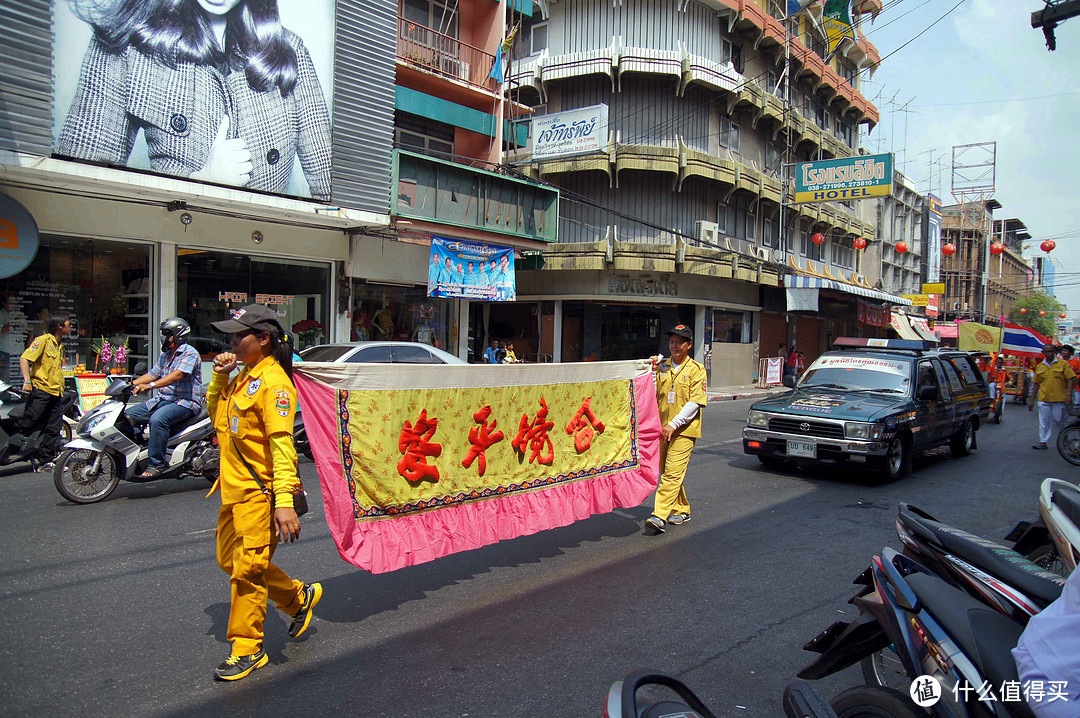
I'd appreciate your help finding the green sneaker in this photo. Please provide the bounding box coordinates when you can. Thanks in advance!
[288,582,323,638]
[213,650,268,681]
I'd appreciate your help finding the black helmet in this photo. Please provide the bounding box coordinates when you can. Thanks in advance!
[160,317,191,352]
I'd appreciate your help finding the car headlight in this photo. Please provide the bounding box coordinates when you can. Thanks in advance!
[748,410,769,428]
[845,422,884,440]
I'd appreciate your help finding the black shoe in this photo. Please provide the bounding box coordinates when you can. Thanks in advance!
[1032,443,1049,450]
[644,516,666,534]
[288,582,323,638]
[213,650,268,681]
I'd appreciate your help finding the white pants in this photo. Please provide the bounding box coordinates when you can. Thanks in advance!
[1037,401,1066,444]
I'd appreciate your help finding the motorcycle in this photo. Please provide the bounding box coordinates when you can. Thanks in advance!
[1056,404,1080,466]
[1007,477,1080,577]
[0,380,80,468]
[52,378,219,504]
[800,547,1034,718]
[603,669,840,718]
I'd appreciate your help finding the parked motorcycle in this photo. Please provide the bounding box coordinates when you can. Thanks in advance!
[1008,477,1080,577]
[602,669,840,718]
[0,380,80,468]
[800,547,1034,718]
[1056,405,1080,466]
[52,379,218,504]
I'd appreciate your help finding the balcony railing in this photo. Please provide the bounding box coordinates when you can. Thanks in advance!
[397,17,496,91]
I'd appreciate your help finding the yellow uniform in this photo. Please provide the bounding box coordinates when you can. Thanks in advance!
[208,356,304,657]
[1034,359,1076,403]
[21,333,63,396]
[652,357,707,521]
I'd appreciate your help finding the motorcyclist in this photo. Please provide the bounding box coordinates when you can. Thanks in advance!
[124,318,204,477]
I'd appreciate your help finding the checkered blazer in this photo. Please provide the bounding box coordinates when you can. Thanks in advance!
[57,30,332,201]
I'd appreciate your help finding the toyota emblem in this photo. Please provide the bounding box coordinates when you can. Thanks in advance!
[800,422,811,432]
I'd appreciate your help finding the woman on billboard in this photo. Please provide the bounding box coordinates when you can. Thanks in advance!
[56,0,332,201]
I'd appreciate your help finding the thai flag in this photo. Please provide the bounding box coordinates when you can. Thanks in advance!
[1001,322,1052,358]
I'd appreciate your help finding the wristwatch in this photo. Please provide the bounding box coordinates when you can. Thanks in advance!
[149,381,157,389]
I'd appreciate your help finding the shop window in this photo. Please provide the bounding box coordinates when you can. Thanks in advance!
[394,111,455,159]
[351,281,452,352]
[0,237,152,380]
[711,310,750,343]
[177,251,330,359]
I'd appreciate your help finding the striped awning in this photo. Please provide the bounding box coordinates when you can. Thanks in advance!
[783,275,914,306]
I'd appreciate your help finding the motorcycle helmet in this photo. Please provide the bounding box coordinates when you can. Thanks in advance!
[160,317,192,353]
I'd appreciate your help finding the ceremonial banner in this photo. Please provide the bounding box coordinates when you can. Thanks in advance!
[294,361,661,573]
[957,322,1002,353]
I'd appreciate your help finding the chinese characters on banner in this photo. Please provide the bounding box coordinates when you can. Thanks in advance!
[293,361,661,573]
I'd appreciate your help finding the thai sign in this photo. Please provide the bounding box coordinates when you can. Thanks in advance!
[428,237,515,302]
[794,153,894,204]
[926,194,943,283]
[531,104,608,161]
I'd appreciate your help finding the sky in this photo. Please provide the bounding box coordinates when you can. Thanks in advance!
[854,0,1080,327]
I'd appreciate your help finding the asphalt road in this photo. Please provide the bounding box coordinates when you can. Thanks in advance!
[0,397,1073,717]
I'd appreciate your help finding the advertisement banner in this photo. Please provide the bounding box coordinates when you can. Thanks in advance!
[0,194,40,279]
[926,294,939,319]
[857,300,890,327]
[52,0,335,201]
[531,104,608,161]
[765,358,783,384]
[926,194,943,283]
[794,153,893,204]
[293,361,661,573]
[822,0,856,60]
[428,237,515,301]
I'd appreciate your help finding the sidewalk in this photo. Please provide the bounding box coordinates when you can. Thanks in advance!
[707,384,789,403]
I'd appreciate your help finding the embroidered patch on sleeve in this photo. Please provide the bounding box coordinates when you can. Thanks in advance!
[275,389,291,417]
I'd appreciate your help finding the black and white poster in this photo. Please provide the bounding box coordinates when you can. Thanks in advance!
[52,0,335,201]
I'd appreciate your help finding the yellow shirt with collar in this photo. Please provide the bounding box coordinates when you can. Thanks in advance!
[1034,358,1076,403]
[655,356,708,439]
[21,333,63,396]
[208,355,300,507]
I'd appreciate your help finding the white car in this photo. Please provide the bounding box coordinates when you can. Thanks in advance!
[298,341,467,365]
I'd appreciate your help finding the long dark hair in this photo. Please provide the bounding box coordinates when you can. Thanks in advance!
[76,0,299,96]
[267,325,294,379]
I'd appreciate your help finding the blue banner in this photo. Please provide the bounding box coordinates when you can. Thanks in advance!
[427,237,516,301]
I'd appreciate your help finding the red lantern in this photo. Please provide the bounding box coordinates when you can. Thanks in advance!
[811,232,825,245]
[1041,240,1056,252]
[990,242,1005,255]
[853,237,867,250]
[942,243,957,256]
[1061,313,1068,319]
[1020,308,1027,315]
[1039,310,1047,317]
[895,241,909,254]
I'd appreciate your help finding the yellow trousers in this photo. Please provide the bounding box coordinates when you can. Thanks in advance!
[652,435,694,521]
[216,497,304,656]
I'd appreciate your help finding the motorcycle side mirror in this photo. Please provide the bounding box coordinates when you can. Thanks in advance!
[917,384,938,401]
[133,362,148,376]
[782,375,796,388]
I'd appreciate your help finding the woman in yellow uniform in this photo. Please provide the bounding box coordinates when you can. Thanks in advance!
[207,304,322,681]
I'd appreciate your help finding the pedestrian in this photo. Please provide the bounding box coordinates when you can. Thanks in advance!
[124,318,204,477]
[207,304,321,681]
[1,312,72,468]
[777,343,788,364]
[795,351,806,378]
[503,341,518,364]
[57,0,332,199]
[1061,345,1080,404]
[1029,343,1076,450]
[784,344,798,379]
[645,323,707,534]
[495,342,508,364]
[483,339,499,364]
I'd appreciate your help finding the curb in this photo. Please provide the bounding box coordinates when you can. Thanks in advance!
[707,389,783,403]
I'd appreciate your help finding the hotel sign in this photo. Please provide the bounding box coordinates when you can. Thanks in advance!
[794,153,893,204]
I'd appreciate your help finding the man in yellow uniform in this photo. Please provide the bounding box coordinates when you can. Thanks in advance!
[1,311,72,469]
[207,303,320,681]
[1030,343,1076,450]
[646,324,708,534]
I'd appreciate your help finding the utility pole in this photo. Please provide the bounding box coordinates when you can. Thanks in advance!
[1032,0,1080,50]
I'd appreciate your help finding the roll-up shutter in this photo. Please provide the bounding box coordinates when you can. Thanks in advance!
[332,0,396,214]
[0,0,53,156]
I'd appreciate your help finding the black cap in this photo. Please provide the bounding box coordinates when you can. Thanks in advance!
[211,304,285,335]
[668,324,693,340]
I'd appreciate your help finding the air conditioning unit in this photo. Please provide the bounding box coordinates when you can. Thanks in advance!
[771,249,785,263]
[753,246,770,261]
[694,220,719,246]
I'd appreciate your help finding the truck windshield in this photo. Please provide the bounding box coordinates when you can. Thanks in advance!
[798,355,912,394]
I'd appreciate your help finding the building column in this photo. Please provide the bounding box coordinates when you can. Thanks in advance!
[159,243,176,328]
[553,300,563,363]
[457,298,470,361]
[695,305,706,359]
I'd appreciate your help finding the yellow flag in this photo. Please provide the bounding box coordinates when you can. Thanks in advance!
[957,322,1002,352]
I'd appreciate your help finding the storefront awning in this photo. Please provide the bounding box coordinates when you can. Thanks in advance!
[909,317,939,343]
[783,275,914,306]
[890,312,922,341]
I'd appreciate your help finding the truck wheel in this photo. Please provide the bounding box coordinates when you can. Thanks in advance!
[950,418,975,457]
[878,436,909,483]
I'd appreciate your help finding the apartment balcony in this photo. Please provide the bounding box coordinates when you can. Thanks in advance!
[396,17,498,100]
[393,149,559,243]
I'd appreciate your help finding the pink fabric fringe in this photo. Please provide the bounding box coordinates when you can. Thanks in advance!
[295,373,661,574]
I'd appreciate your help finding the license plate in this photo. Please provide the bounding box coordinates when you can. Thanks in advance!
[786,440,816,458]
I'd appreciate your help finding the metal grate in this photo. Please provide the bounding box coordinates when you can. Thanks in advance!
[768,417,845,439]
[0,0,53,156]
